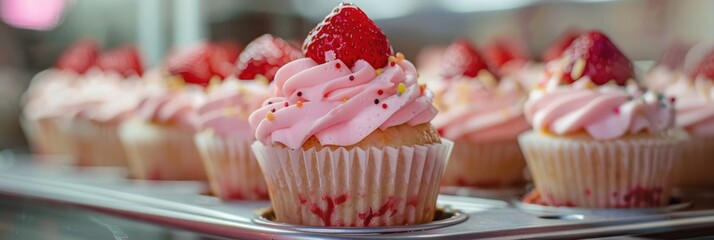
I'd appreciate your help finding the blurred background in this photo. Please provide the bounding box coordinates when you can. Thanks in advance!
[0,0,713,149]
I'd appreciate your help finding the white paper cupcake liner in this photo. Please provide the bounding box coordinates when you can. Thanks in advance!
[441,140,526,189]
[119,119,206,180]
[674,135,714,188]
[251,139,453,227]
[195,131,268,200]
[19,115,48,155]
[37,117,75,156]
[519,130,687,208]
[69,118,128,167]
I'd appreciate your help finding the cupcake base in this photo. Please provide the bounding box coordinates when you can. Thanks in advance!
[119,119,206,180]
[518,130,687,208]
[441,140,526,189]
[195,131,268,200]
[70,118,128,167]
[251,139,453,227]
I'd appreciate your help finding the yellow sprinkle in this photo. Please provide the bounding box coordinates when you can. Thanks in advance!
[342,97,349,102]
[375,69,383,76]
[266,111,275,121]
[297,101,303,108]
[396,52,405,62]
[583,80,595,89]
[571,58,586,81]
[397,83,406,96]
[388,56,397,64]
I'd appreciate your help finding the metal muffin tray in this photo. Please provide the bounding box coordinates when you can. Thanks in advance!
[2,152,714,239]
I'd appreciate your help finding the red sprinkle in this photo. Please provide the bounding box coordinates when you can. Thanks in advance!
[669,97,676,103]
[297,91,303,97]
[382,103,387,109]
[284,102,289,107]
[271,108,276,113]
[390,62,396,67]
[377,89,384,95]
[349,75,354,81]
[613,107,620,114]
[336,63,341,68]
[374,99,380,104]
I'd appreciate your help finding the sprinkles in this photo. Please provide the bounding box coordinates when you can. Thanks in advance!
[297,101,303,108]
[284,102,289,107]
[613,107,620,115]
[397,83,406,96]
[396,52,405,61]
[336,63,341,68]
[266,112,275,121]
[377,89,384,95]
[297,91,303,97]
[374,99,380,104]
[349,75,354,81]
[382,103,387,109]
[271,108,276,113]
[375,69,383,76]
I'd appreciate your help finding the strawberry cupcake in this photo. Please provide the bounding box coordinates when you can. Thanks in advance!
[194,34,300,200]
[249,3,452,227]
[431,39,530,190]
[67,45,144,166]
[119,42,237,180]
[22,40,100,157]
[520,31,687,208]
[667,48,714,188]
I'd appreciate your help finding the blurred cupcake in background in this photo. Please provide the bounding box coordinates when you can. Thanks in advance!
[119,42,238,180]
[666,47,714,188]
[194,34,300,200]
[21,39,100,159]
[432,38,530,192]
[520,31,687,208]
[644,41,692,92]
[249,3,452,227]
[484,36,529,77]
[66,45,144,167]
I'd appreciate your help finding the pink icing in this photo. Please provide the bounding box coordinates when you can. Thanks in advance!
[136,84,205,132]
[524,76,675,140]
[197,79,270,140]
[664,75,714,137]
[431,76,530,142]
[249,58,437,149]
[645,65,683,93]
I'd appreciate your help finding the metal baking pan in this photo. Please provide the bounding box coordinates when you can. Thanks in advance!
[1,152,714,239]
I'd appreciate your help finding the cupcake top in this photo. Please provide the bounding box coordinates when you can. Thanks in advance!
[196,35,298,140]
[249,3,438,149]
[525,31,675,140]
[431,39,529,142]
[664,48,714,137]
[644,42,692,92]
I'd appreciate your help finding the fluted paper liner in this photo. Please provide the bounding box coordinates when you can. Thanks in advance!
[70,118,128,167]
[19,115,48,155]
[119,119,206,180]
[519,130,687,208]
[441,140,525,189]
[36,117,75,156]
[674,135,714,188]
[195,131,268,200]
[251,139,453,227]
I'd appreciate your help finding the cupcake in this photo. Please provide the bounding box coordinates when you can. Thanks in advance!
[194,34,300,200]
[22,39,100,157]
[249,3,452,227]
[666,48,714,188]
[519,31,687,208]
[67,46,144,166]
[119,42,237,180]
[431,39,530,190]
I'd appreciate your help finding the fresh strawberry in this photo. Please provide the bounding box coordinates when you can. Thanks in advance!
[543,30,580,62]
[690,48,714,80]
[56,39,100,74]
[440,38,493,79]
[484,38,527,71]
[556,31,634,86]
[166,42,241,86]
[302,3,393,69]
[97,45,144,77]
[235,34,301,81]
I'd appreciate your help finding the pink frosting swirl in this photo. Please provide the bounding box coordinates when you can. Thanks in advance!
[664,76,714,136]
[524,77,675,140]
[136,84,206,132]
[197,79,270,140]
[249,58,437,149]
[431,76,530,142]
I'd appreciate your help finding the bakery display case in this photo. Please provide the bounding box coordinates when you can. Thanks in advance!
[1,0,714,239]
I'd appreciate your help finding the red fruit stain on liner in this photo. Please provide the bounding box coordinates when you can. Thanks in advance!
[306,194,348,226]
[358,196,397,226]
